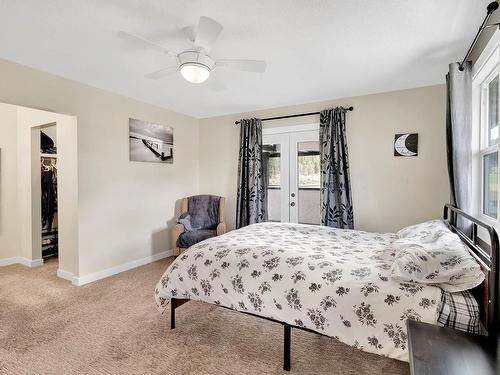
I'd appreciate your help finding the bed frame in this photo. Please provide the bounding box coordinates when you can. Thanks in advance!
[170,204,499,371]
[442,204,499,340]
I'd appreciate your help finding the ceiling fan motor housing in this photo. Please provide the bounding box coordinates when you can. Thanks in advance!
[178,51,215,71]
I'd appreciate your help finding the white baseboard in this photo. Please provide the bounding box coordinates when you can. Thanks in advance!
[57,268,74,281]
[27,258,44,267]
[0,257,19,266]
[0,257,43,267]
[72,250,172,286]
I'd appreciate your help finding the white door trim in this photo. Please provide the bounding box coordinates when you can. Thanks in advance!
[263,123,319,135]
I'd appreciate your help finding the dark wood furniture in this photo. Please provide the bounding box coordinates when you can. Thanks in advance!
[407,319,496,375]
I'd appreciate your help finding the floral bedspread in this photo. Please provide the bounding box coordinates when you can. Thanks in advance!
[155,222,442,361]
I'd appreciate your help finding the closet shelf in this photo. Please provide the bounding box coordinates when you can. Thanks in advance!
[41,153,58,159]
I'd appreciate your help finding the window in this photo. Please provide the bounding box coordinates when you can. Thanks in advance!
[267,156,281,187]
[481,74,498,219]
[298,154,320,187]
[473,39,500,222]
[487,76,499,146]
[263,144,281,188]
[483,151,498,218]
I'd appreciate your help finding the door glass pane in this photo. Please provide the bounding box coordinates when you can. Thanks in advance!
[488,76,499,147]
[297,141,320,224]
[263,144,281,222]
[483,151,498,218]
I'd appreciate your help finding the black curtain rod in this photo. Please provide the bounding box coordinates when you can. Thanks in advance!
[234,106,354,125]
[459,1,499,71]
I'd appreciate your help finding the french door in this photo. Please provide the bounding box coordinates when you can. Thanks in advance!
[263,129,320,224]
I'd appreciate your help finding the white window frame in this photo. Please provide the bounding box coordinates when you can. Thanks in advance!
[472,29,500,226]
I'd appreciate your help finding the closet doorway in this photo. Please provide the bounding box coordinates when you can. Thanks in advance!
[263,125,321,224]
[39,124,59,262]
[18,105,79,281]
[0,103,78,279]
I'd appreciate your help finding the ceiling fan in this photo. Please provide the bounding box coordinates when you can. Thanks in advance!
[118,16,267,86]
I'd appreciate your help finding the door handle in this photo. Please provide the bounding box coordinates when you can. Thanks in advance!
[290,202,295,207]
[291,193,295,198]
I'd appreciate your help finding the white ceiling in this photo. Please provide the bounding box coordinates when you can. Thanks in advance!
[0,0,490,118]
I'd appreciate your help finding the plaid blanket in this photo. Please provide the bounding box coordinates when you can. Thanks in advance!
[437,290,482,334]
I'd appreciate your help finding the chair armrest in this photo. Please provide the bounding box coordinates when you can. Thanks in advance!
[216,222,226,236]
[171,223,185,252]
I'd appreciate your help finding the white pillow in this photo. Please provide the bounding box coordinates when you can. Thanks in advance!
[397,219,449,241]
[391,224,484,292]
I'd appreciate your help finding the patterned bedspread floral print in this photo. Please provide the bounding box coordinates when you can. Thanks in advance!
[155,222,442,361]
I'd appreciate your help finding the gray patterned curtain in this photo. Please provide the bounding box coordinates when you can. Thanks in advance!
[446,62,472,233]
[319,107,354,229]
[236,118,267,228]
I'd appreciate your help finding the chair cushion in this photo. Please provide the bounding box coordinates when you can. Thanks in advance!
[188,195,220,230]
[177,229,216,249]
[176,212,200,232]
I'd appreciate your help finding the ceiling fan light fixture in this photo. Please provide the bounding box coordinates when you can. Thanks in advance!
[180,63,210,83]
[122,16,267,86]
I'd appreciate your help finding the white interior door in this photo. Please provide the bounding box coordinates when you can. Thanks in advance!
[263,128,320,224]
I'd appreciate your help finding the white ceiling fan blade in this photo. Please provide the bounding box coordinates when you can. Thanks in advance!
[194,16,223,52]
[183,25,196,42]
[216,59,267,73]
[118,31,175,56]
[145,66,178,79]
[207,77,226,92]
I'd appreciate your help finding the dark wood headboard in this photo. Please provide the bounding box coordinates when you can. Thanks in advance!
[443,204,499,342]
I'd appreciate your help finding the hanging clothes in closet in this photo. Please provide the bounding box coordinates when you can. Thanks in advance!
[41,157,58,258]
[40,130,58,259]
[41,159,57,230]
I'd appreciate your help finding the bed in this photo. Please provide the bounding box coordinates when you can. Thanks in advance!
[154,205,498,370]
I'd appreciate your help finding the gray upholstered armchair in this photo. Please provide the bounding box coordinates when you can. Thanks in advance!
[171,195,226,256]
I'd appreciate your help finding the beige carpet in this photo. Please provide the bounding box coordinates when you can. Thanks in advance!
[0,257,409,375]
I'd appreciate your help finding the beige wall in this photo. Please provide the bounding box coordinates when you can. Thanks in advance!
[0,103,19,259]
[0,55,448,278]
[0,58,199,278]
[199,85,449,233]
